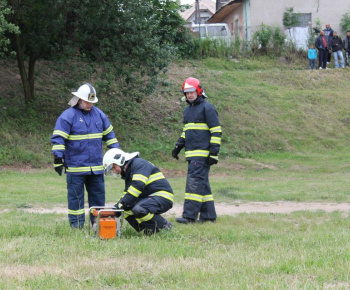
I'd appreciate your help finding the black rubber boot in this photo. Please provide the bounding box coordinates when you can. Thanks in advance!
[176,217,196,224]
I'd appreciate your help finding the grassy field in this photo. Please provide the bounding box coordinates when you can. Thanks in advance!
[1,55,350,287]
[1,149,350,288]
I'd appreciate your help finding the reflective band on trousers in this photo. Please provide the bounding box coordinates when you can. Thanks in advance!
[185,193,214,202]
[150,191,174,203]
[136,212,154,224]
[68,208,85,215]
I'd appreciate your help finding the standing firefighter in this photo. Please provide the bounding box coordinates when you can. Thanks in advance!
[51,83,120,228]
[172,77,222,224]
[103,148,173,235]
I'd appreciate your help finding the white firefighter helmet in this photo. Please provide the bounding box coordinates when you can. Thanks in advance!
[103,148,140,173]
[68,83,98,107]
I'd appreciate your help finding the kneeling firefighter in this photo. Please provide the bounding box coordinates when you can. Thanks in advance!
[103,148,173,234]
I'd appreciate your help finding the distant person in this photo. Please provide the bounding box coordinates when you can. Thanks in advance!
[51,83,120,228]
[103,148,173,235]
[308,44,317,70]
[172,77,222,224]
[343,30,350,67]
[315,30,328,69]
[330,31,344,68]
[324,24,334,64]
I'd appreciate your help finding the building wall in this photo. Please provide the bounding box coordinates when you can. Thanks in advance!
[220,5,244,39]
[250,0,350,37]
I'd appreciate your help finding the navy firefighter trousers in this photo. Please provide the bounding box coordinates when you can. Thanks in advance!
[66,173,105,228]
[182,159,217,221]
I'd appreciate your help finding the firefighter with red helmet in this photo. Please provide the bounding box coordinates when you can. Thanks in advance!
[172,77,222,223]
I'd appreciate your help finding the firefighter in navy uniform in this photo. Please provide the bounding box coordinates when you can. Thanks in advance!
[51,83,120,228]
[103,148,173,235]
[172,77,222,224]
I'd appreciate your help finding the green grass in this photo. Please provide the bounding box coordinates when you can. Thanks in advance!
[1,209,350,288]
[1,56,350,166]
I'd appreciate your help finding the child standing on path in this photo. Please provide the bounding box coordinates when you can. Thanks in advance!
[308,44,317,70]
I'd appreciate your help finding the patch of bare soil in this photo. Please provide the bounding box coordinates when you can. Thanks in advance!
[17,201,350,217]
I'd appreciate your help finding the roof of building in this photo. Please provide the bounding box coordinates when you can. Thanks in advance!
[207,0,242,23]
[179,0,216,21]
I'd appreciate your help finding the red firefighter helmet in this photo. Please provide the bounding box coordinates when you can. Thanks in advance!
[182,77,203,96]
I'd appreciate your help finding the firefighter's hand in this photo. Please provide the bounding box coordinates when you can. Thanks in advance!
[114,201,124,210]
[113,201,124,217]
[54,158,65,176]
[172,145,182,160]
[207,155,218,166]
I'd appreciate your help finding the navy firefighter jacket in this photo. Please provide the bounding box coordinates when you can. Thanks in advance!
[176,96,222,160]
[50,106,119,175]
[119,157,174,209]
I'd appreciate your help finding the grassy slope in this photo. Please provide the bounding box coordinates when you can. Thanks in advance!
[1,56,350,167]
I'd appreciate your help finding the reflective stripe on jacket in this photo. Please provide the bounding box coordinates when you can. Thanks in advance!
[176,96,222,160]
[120,157,174,209]
[51,106,119,175]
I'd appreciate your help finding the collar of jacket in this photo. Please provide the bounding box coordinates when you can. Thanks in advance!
[124,156,138,178]
[186,95,205,106]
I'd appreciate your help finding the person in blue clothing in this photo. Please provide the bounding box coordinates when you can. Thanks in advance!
[172,77,222,224]
[308,44,317,70]
[51,83,120,228]
[103,148,173,235]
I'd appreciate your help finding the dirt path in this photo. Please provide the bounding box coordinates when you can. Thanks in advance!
[17,201,350,217]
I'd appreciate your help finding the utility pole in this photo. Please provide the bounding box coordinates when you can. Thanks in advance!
[195,0,200,24]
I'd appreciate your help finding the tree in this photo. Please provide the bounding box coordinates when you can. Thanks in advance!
[0,0,19,57]
[4,0,187,104]
[283,7,300,38]
[6,0,69,104]
[75,0,186,101]
[340,11,350,34]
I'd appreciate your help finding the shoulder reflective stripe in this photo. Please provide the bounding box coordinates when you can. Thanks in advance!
[133,174,148,184]
[136,213,154,223]
[105,138,118,146]
[210,136,222,145]
[68,133,103,140]
[127,185,141,197]
[185,150,209,158]
[146,172,165,185]
[68,208,85,215]
[185,193,214,202]
[103,125,113,135]
[52,145,65,151]
[53,130,69,139]
[210,126,222,133]
[150,191,174,202]
[184,123,209,131]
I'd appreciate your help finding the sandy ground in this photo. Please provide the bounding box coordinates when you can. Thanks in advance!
[16,201,350,217]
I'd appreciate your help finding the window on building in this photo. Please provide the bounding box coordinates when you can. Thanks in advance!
[294,13,311,27]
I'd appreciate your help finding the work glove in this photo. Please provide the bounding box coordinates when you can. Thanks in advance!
[54,158,65,176]
[113,201,124,217]
[207,155,218,166]
[172,145,182,160]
